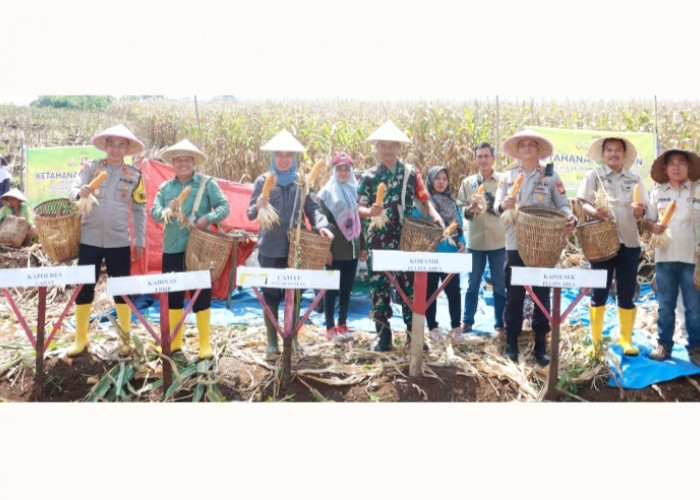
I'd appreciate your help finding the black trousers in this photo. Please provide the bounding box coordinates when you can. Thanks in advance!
[162,252,211,313]
[76,244,131,305]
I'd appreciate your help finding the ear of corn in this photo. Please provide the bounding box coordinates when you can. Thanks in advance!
[633,184,641,204]
[308,160,323,185]
[178,186,192,204]
[477,184,485,196]
[509,174,524,197]
[89,170,107,190]
[375,183,386,205]
[660,200,676,225]
[262,173,276,199]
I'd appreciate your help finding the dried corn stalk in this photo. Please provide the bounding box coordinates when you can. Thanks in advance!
[369,182,389,230]
[256,173,280,230]
[74,170,107,215]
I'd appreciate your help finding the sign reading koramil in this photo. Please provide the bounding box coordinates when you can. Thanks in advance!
[236,267,340,290]
[371,250,472,273]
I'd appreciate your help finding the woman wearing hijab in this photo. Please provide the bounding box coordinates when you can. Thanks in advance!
[413,165,466,339]
[247,130,334,359]
[0,188,38,246]
[317,153,365,343]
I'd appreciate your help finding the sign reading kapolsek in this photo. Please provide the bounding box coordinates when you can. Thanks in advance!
[510,267,607,289]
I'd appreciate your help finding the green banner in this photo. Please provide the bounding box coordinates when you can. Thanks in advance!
[525,126,657,197]
[24,146,104,208]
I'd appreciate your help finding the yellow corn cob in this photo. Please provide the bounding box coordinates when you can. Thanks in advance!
[177,186,191,204]
[660,200,676,226]
[477,184,485,196]
[509,174,524,197]
[376,183,386,204]
[443,221,458,237]
[633,184,641,204]
[262,173,276,199]
[308,160,323,185]
[89,171,107,190]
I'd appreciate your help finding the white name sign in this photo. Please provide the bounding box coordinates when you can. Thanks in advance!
[236,267,340,290]
[0,265,95,288]
[510,267,607,288]
[106,270,211,296]
[371,250,472,273]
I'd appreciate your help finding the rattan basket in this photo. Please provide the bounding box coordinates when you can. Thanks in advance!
[576,218,620,263]
[399,217,443,252]
[33,198,81,262]
[185,226,234,280]
[515,206,568,268]
[287,228,331,270]
[0,216,30,247]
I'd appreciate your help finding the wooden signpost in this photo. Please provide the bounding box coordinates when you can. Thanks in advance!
[510,266,607,400]
[371,250,472,377]
[0,265,95,400]
[106,270,211,391]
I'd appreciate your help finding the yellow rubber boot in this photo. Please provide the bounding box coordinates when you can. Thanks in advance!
[196,309,212,359]
[587,305,606,358]
[618,306,639,356]
[68,304,91,356]
[115,303,132,354]
[169,309,184,352]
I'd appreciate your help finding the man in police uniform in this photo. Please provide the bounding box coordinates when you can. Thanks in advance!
[67,124,147,356]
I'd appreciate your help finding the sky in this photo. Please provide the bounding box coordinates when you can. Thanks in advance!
[3,2,700,499]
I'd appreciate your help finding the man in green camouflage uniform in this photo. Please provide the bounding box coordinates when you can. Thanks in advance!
[358,121,444,351]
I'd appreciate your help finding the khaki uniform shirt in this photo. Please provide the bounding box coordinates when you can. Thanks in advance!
[457,172,505,251]
[647,180,700,264]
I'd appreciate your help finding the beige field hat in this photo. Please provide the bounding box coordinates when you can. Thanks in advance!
[91,124,145,155]
[1,187,28,202]
[502,130,553,160]
[162,139,207,166]
[587,136,638,170]
[650,149,700,184]
[366,120,411,144]
[260,129,306,152]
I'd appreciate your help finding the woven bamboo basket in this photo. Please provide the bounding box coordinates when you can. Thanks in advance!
[515,206,568,268]
[33,198,81,262]
[185,227,234,280]
[287,228,331,270]
[576,218,620,262]
[694,244,700,291]
[0,216,30,247]
[399,217,443,252]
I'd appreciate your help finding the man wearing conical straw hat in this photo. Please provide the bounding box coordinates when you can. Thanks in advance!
[643,149,700,365]
[358,120,444,352]
[577,136,650,357]
[67,124,147,356]
[247,129,333,359]
[495,130,576,366]
[151,139,230,360]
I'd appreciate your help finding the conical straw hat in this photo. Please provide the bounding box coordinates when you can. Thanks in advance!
[587,136,638,170]
[162,139,207,166]
[91,124,145,155]
[260,129,306,152]
[366,120,411,144]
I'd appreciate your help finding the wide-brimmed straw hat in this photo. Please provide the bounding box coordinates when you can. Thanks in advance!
[586,136,638,170]
[91,124,145,155]
[1,187,27,202]
[502,130,553,160]
[650,149,700,184]
[162,139,207,166]
[366,120,411,144]
[260,130,306,152]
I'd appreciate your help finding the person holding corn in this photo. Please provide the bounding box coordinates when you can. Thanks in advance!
[247,130,333,359]
[577,137,649,358]
[151,139,230,360]
[67,124,147,356]
[643,149,700,365]
[357,120,444,352]
[495,130,576,365]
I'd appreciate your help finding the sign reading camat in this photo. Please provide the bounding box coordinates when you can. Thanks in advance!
[510,267,607,289]
[236,267,340,290]
[107,270,211,296]
[0,265,95,288]
[371,250,472,273]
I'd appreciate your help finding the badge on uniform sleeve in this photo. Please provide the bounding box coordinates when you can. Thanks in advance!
[537,194,544,202]
[555,181,566,195]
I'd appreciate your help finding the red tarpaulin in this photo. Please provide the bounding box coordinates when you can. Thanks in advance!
[131,158,258,299]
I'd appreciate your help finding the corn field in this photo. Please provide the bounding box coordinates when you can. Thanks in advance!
[2,97,700,192]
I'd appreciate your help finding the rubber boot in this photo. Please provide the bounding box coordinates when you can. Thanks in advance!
[587,305,605,358]
[533,331,550,366]
[374,323,392,352]
[618,306,639,356]
[115,303,132,354]
[264,302,280,359]
[504,330,518,362]
[196,309,212,359]
[169,309,184,352]
[67,303,91,356]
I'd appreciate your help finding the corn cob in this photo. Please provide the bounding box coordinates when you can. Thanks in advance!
[502,174,524,226]
[660,200,676,226]
[633,184,641,204]
[477,184,485,196]
[257,173,280,230]
[307,160,323,186]
[262,172,276,198]
[650,200,677,249]
[369,182,389,230]
[74,170,107,215]
[442,221,459,247]
[89,171,107,190]
[163,186,193,225]
[509,174,524,197]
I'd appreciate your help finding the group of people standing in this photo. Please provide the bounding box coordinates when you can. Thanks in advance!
[25,120,699,369]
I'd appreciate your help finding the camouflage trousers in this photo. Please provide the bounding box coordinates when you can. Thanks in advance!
[368,252,414,331]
